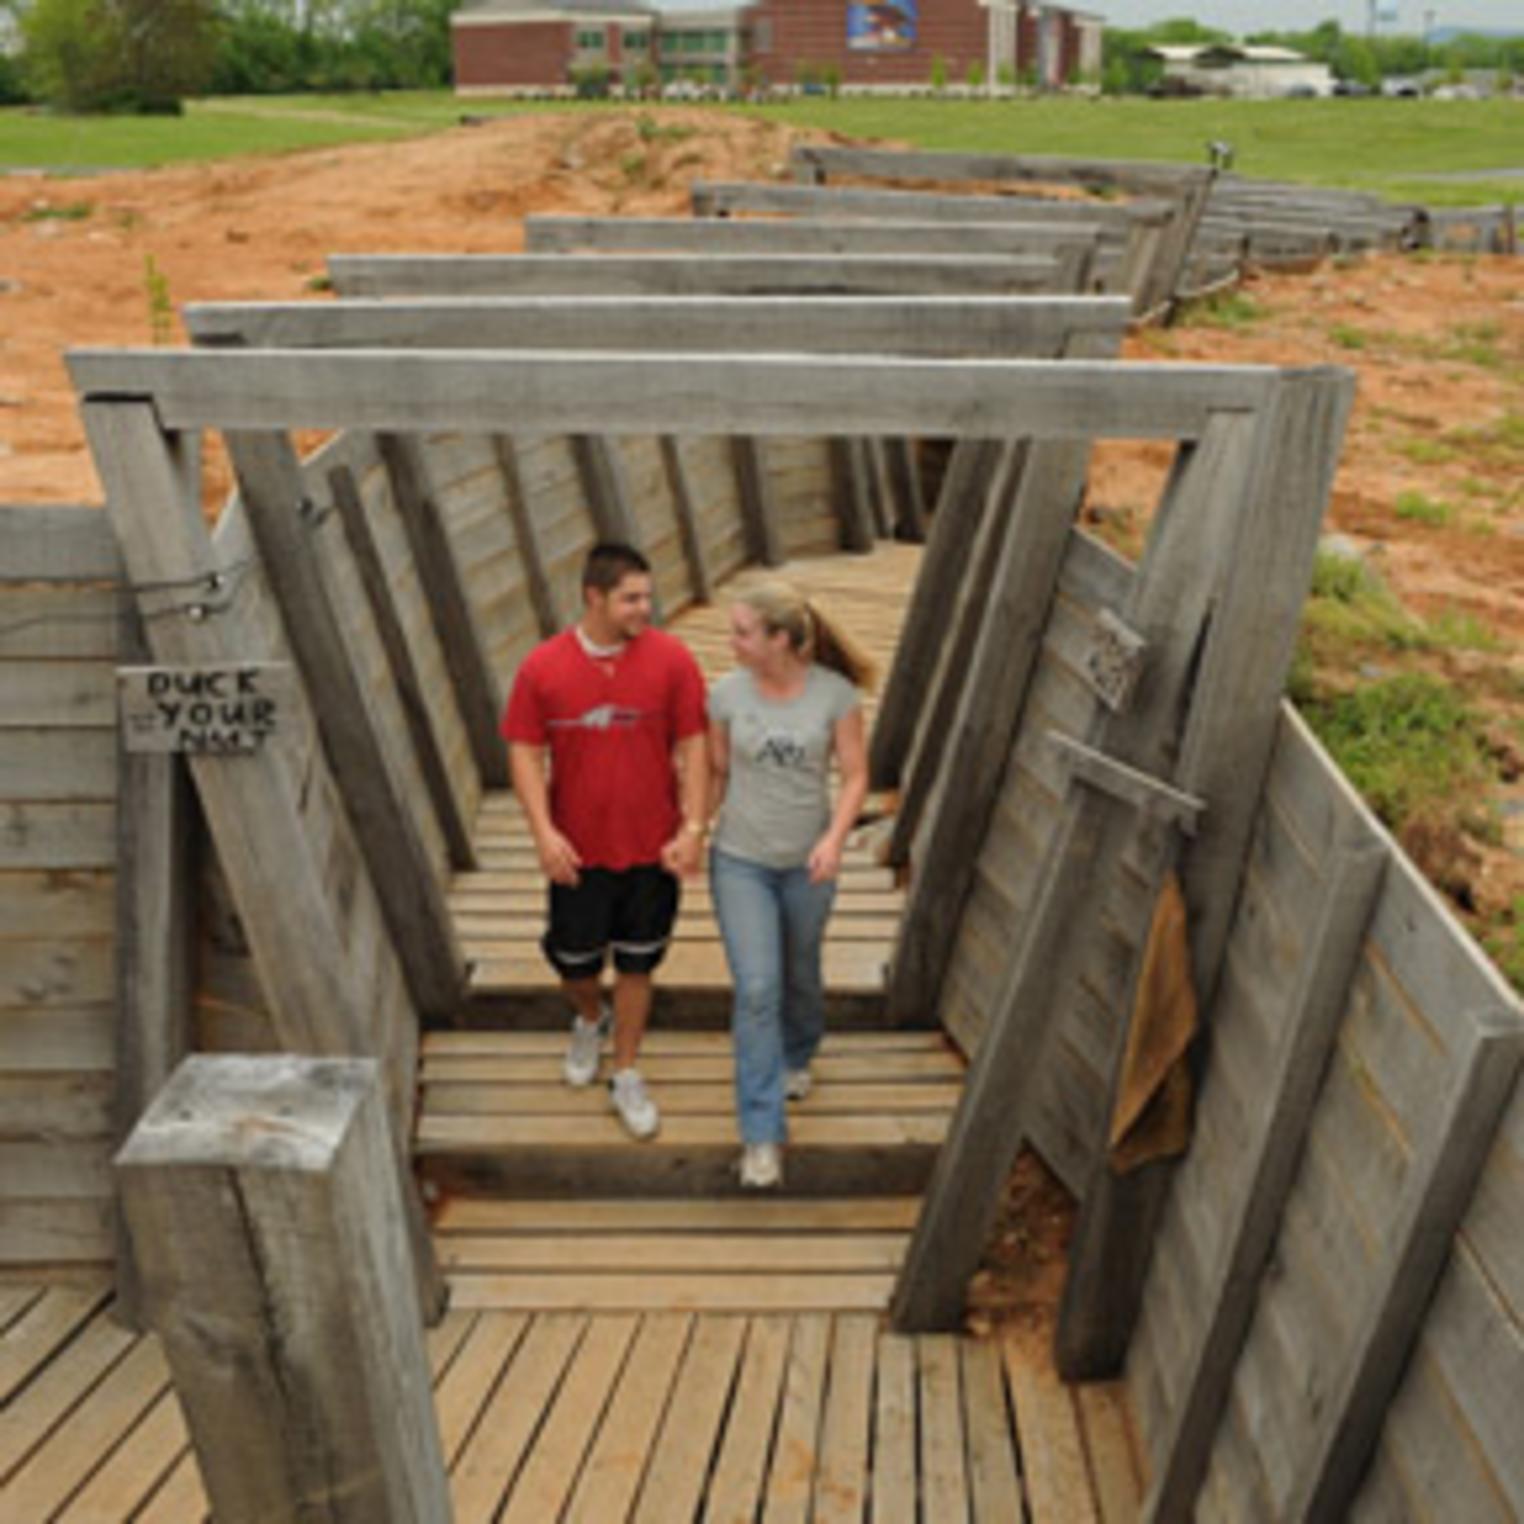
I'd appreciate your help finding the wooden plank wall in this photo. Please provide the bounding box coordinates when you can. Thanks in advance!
[1122,706,1524,1520]
[0,508,122,1270]
[935,526,1135,1194]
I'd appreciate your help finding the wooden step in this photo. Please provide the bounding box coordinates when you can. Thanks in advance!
[432,1197,921,1314]
[415,1031,960,1200]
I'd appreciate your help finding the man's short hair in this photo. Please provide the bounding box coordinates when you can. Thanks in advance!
[583,543,651,594]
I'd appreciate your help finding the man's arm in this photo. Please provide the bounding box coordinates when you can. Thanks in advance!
[509,742,581,886]
[660,730,710,878]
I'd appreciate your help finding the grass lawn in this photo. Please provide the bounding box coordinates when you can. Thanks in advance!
[0,91,1519,204]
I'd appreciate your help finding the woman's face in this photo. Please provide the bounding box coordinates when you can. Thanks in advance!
[729,601,789,670]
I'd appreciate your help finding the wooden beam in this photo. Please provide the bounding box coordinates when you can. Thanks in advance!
[1050,733,1205,834]
[886,438,1027,866]
[376,431,507,788]
[730,437,784,567]
[886,439,1089,1026]
[327,461,476,871]
[111,610,195,1332]
[326,252,1068,299]
[523,213,1104,258]
[828,437,876,554]
[230,430,466,1022]
[0,504,120,580]
[492,434,561,634]
[572,434,642,548]
[1138,836,1387,1524]
[890,411,1267,1331]
[1053,369,1359,1377]
[690,179,1167,231]
[659,437,713,603]
[869,438,1000,790]
[1288,1007,1524,1524]
[67,350,1279,440]
[116,1055,452,1524]
[183,294,1132,359]
[881,438,928,542]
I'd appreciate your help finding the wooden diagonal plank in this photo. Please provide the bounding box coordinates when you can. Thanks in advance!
[1139,836,1387,1523]
[376,430,507,787]
[827,437,875,555]
[328,460,476,870]
[491,435,560,635]
[228,429,466,1020]
[1057,368,1358,1378]
[660,437,714,603]
[730,437,784,567]
[1286,1006,1524,1524]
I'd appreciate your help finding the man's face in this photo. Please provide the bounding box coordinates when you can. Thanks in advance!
[588,572,653,640]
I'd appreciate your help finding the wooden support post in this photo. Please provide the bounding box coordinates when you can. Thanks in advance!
[1053,370,1357,1377]
[864,442,894,539]
[882,438,928,542]
[828,437,876,554]
[228,431,466,1023]
[112,609,195,1331]
[659,437,714,603]
[870,438,999,791]
[327,462,476,871]
[83,399,446,1324]
[1139,835,1387,1524]
[572,434,642,548]
[376,432,507,787]
[1153,170,1218,321]
[885,441,1080,1025]
[1288,1007,1524,1524]
[492,434,560,634]
[116,1055,452,1524]
[730,436,784,567]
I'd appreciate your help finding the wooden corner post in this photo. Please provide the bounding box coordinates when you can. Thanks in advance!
[116,1055,451,1524]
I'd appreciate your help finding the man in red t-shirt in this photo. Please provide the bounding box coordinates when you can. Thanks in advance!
[503,543,708,1139]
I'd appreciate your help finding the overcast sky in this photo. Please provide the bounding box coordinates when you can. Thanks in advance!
[1058,2,1521,33]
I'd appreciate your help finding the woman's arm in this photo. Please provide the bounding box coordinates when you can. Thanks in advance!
[808,706,868,884]
[706,718,731,825]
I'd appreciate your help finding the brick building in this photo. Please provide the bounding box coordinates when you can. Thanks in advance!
[453,0,1102,95]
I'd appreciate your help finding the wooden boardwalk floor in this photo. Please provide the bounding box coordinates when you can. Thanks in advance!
[0,1283,1143,1522]
[456,546,920,1011]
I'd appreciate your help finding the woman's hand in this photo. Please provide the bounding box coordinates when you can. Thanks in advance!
[807,832,845,885]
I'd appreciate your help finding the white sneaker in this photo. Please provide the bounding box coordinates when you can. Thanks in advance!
[785,1068,813,1102]
[739,1142,782,1189]
[563,1008,609,1088]
[610,1068,660,1140]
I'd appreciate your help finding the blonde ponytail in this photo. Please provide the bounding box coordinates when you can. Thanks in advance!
[734,577,876,690]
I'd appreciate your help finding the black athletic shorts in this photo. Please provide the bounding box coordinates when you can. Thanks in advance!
[542,864,680,979]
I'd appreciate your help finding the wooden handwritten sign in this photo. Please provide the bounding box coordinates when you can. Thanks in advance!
[119,663,295,755]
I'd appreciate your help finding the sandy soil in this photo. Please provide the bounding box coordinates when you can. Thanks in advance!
[3,108,1520,1332]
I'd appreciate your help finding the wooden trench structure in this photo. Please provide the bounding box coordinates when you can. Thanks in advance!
[3,146,1523,1521]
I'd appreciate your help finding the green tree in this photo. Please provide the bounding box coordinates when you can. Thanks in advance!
[24,0,217,110]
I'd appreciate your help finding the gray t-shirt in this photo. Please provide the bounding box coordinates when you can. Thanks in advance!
[710,665,861,869]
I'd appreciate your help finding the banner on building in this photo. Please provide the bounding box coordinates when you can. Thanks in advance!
[847,0,917,51]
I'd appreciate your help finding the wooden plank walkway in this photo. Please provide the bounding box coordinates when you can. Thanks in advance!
[456,546,920,1015]
[0,1285,1142,1522]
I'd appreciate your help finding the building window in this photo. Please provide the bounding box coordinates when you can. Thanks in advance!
[575,27,606,51]
[623,29,648,50]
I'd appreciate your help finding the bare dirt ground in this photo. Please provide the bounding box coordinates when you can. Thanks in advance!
[3,108,1521,1339]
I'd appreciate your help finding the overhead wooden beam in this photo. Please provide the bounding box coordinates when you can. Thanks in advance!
[376,431,507,788]
[0,503,121,578]
[327,461,476,871]
[1138,834,1387,1524]
[116,1055,452,1524]
[690,179,1168,231]
[67,350,1278,440]
[523,213,1104,257]
[183,294,1133,359]
[326,252,1067,299]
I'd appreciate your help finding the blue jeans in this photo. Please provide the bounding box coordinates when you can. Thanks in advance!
[710,848,837,1146]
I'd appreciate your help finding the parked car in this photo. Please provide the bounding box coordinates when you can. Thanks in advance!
[1333,78,1373,96]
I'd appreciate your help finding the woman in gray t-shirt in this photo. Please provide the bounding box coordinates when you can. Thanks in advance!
[707,578,872,1189]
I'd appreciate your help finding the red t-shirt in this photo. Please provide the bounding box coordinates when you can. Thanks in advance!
[501,628,707,870]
